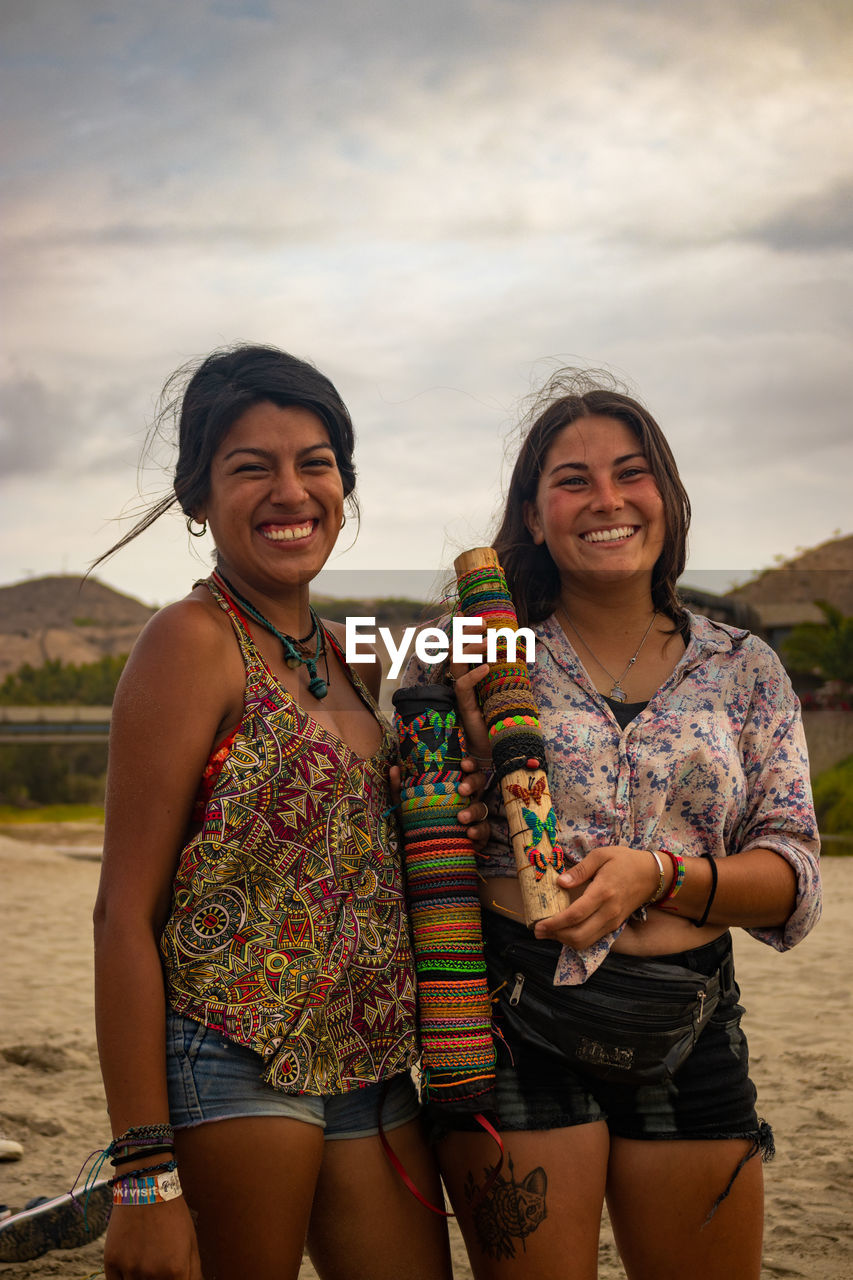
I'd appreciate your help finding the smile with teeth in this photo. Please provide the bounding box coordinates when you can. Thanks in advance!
[260,521,315,543]
[581,525,637,544]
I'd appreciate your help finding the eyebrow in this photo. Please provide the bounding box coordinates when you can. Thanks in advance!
[222,442,335,462]
[549,452,646,476]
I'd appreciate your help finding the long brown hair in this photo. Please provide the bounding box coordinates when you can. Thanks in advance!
[493,370,691,627]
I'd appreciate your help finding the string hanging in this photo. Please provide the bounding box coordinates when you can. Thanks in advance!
[213,572,329,698]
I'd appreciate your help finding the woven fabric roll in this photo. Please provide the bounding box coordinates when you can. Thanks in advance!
[392,684,496,1116]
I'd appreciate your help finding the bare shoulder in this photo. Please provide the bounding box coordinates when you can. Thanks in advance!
[116,588,244,725]
[323,617,384,701]
[124,589,230,666]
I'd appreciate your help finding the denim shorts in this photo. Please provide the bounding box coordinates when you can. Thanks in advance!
[165,1009,421,1139]
[446,914,766,1146]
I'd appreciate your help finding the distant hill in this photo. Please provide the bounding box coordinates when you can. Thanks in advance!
[727,534,853,632]
[3,536,848,685]
[0,576,436,682]
[0,576,156,680]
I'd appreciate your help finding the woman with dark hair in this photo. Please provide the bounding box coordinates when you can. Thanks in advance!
[92,345,478,1280]
[406,370,821,1279]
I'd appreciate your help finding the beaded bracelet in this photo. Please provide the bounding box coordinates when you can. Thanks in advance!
[657,849,685,903]
[112,1168,183,1207]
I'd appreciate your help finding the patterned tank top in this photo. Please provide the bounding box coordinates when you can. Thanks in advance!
[159,578,418,1094]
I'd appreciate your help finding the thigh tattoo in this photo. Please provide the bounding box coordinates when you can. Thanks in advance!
[464,1156,548,1260]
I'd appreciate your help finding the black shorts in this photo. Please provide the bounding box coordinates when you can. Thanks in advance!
[447,913,766,1145]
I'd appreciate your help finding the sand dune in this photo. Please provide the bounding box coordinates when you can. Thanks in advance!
[0,826,849,1279]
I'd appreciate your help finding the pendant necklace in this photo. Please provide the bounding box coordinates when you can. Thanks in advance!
[214,572,330,699]
[558,606,657,703]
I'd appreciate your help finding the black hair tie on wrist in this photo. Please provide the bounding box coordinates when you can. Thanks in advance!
[691,852,718,928]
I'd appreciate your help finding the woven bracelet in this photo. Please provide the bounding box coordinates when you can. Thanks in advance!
[111,1160,177,1185]
[112,1168,182,1207]
[111,1144,175,1167]
[657,849,685,903]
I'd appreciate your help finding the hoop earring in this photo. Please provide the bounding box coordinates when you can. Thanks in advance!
[187,516,208,538]
[340,513,347,530]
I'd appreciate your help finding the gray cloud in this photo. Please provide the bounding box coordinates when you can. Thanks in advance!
[4,0,852,251]
[745,182,853,253]
[0,373,71,476]
[1,0,850,601]
[0,370,140,478]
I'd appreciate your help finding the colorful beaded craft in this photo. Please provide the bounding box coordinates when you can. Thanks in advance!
[392,685,496,1117]
[455,558,566,880]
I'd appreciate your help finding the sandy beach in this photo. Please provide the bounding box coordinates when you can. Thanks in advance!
[0,823,850,1280]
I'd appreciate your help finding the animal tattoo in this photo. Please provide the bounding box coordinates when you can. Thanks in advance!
[465,1156,548,1259]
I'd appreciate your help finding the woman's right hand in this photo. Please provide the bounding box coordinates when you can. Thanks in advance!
[449,616,492,762]
[103,1198,203,1280]
[532,845,669,949]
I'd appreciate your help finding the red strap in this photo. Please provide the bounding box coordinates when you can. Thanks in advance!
[379,1107,504,1217]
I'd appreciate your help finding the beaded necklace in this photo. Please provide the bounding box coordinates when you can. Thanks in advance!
[213,571,330,699]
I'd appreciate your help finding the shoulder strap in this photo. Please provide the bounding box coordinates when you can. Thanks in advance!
[201,576,267,681]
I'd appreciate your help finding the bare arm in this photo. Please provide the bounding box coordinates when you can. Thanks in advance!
[533,844,797,950]
[94,597,241,1279]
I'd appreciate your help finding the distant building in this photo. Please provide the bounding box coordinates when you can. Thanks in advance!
[678,585,761,631]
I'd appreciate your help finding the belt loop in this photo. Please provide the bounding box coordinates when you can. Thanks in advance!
[719,950,735,996]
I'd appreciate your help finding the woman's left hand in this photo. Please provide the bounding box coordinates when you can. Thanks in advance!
[455,757,492,849]
[389,760,492,850]
[532,845,663,949]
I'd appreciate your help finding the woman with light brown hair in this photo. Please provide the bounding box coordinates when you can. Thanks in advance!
[408,370,821,1279]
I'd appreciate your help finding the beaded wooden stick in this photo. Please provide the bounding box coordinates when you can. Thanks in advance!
[454,547,572,926]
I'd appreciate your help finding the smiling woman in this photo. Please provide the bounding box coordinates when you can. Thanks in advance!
[522,414,667,591]
[199,402,346,597]
[403,368,821,1280]
[89,345,461,1280]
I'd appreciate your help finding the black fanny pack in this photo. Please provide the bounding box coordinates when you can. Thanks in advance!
[487,917,732,1086]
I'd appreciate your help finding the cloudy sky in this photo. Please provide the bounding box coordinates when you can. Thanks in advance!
[2,0,850,608]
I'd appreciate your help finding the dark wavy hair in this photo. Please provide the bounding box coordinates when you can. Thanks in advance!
[94,343,357,567]
[493,370,691,628]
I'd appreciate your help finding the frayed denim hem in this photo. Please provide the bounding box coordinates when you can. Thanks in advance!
[703,1118,775,1225]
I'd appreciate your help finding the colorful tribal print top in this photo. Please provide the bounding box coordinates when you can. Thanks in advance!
[160,579,418,1093]
[404,612,821,985]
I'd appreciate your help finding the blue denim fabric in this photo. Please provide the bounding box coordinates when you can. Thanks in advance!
[166,1009,420,1139]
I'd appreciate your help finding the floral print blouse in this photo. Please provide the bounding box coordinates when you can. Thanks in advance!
[404,612,821,985]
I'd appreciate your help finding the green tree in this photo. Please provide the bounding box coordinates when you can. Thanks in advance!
[0,654,126,805]
[812,755,853,839]
[0,743,108,806]
[0,654,127,705]
[781,602,853,688]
